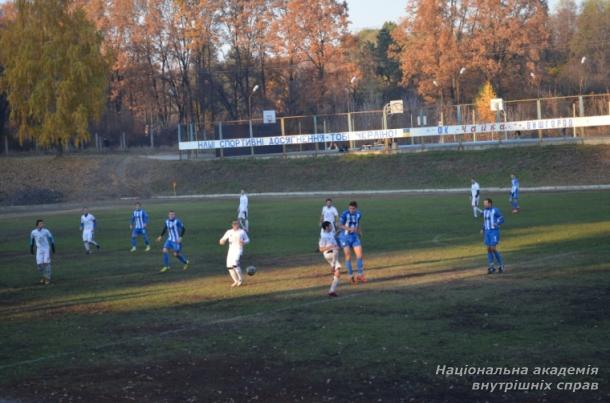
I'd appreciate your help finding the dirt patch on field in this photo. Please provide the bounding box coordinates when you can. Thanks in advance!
[1,354,473,402]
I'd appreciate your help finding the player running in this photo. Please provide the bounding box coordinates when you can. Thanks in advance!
[339,201,366,284]
[30,219,55,285]
[130,202,151,252]
[481,198,505,274]
[237,189,249,232]
[320,198,339,232]
[510,174,520,213]
[219,220,250,287]
[156,210,189,273]
[471,179,483,218]
[80,207,100,254]
[319,221,341,297]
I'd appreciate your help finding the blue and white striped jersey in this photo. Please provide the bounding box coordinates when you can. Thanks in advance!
[511,177,520,197]
[30,228,54,250]
[340,209,362,231]
[483,207,504,231]
[132,209,148,229]
[164,218,184,241]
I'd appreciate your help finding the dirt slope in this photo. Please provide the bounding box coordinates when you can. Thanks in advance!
[1,144,610,205]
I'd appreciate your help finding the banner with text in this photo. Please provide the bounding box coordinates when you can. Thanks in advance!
[410,115,610,137]
[179,128,407,150]
[179,115,610,151]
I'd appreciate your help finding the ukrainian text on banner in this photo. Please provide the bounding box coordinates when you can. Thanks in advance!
[179,128,407,151]
[178,115,610,150]
[410,115,610,137]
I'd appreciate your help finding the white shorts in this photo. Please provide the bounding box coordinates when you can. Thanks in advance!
[36,248,51,265]
[83,229,94,242]
[323,249,340,270]
[471,196,480,207]
[226,250,242,268]
[238,210,248,220]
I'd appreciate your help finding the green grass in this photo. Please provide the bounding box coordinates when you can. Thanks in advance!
[1,192,609,401]
[2,144,610,205]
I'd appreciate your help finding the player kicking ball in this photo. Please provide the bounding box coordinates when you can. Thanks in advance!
[339,201,366,284]
[156,210,189,273]
[30,219,55,285]
[80,207,100,254]
[481,198,505,274]
[219,220,250,287]
[319,221,341,297]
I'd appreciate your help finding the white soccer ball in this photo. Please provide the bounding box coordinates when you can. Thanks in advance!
[246,265,256,276]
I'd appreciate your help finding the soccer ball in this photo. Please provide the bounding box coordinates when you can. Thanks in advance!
[246,265,256,276]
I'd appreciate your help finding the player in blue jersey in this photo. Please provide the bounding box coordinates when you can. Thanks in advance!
[156,210,189,273]
[481,198,505,274]
[130,202,151,252]
[338,201,366,284]
[509,174,520,213]
[30,219,55,285]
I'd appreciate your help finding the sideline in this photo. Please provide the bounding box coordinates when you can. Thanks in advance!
[1,185,609,217]
[145,184,610,200]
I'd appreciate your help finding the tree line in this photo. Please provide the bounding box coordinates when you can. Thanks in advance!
[0,0,608,149]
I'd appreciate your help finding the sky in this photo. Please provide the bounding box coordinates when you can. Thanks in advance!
[0,0,572,30]
[346,0,566,32]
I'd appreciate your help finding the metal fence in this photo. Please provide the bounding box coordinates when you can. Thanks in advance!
[206,93,610,157]
[3,93,609,156]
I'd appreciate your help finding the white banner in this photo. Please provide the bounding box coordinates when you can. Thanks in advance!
[179,128,407,150]
[179,115,610,151]
[411,115,610,137]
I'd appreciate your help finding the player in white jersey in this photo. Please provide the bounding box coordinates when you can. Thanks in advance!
[219,220,250,287]
[320,198,339,232]
[30,219,55,285]
[470,179,483,218]
[319,221,341,297]
[80,207,100,254]
[237,189,249,232]
[509,174,520,213]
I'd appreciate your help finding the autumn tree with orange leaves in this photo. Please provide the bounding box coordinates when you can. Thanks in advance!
[393,0,549,105]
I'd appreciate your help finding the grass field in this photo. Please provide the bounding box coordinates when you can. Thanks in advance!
[1,192,609,402]
[2,144,610,205]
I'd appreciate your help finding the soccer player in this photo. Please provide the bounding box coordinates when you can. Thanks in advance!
[481,198,505,274]
[30,219,55,285]
[219,220,250,287]
[320,198,339,232]
[237,189,249,232]
[130,202,151,252]
[510,174,520,213]
[156,210,189,273]
[80,207,100,254]
[470,179,483,218]
[339,201,366,284]
[319,221,341,297]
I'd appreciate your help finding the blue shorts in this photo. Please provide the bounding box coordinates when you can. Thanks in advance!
[163,240,182,252]
[339,233,361,248]
[484,229,500,247]
[132,228,148,237]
